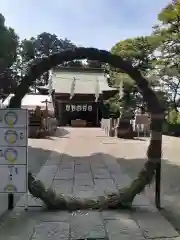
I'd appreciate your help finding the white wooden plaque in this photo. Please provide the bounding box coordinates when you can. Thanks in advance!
[0,165,27,193]
[0,108,28,194]
[0,146,27,165]
[0,109,28,128]
[0,128,27,146]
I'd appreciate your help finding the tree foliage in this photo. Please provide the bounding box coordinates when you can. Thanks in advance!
[109,36,158,109]
[0,13,19,93]
[109,0,180,111]
[1,0,180,107]
[17,32,79,87]
[151,0,180,109]
[111,36,159,72]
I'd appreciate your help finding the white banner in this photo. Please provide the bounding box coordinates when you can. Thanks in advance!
[95,78,100,102]
[48,70,53,95]
[70,77,76,99]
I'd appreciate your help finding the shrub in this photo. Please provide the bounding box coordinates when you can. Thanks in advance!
[167,109,179,124]
[165,109,180,136]
[176,112,180,124]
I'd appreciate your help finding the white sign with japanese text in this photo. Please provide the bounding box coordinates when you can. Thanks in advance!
[0,165,27,193]
[0,128,27,146]
[0,109,28,193]
[0,109,28,128]
[0,146,27,165]
[65,104,93,112]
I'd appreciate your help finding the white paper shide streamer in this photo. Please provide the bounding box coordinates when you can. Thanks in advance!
[70,77,76,99]
[48,70,53,96]
[95,77,100,102]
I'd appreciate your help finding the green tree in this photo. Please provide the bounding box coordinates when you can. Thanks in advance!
[104,69,142,114]
[13,38,36,79]
[111,36,159,72]
[0,13,19,93]
[109,38,144,109]
[110,34,169,109]
[33,33,75,57]
[19,32,77,87]
[152,0,180,110]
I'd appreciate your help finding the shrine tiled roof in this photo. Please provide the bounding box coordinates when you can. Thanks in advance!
[52,70,117,94]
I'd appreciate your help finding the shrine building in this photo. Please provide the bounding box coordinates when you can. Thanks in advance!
[38,67,117,127]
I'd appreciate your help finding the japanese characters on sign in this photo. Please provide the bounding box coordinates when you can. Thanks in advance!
[65,104,93,112]
[0,109,28,193]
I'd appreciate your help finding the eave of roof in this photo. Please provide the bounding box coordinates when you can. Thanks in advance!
[51,72,117,94]
[54,66,105,74]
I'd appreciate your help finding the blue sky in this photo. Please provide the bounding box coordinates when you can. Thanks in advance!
[1,0,171,50]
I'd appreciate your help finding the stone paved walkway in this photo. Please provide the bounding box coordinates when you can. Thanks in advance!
[0,135,54,217]
[0,128,179,239]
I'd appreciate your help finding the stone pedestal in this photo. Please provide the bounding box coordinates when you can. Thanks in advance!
[109,127,115,137]
[71,119,87,127]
